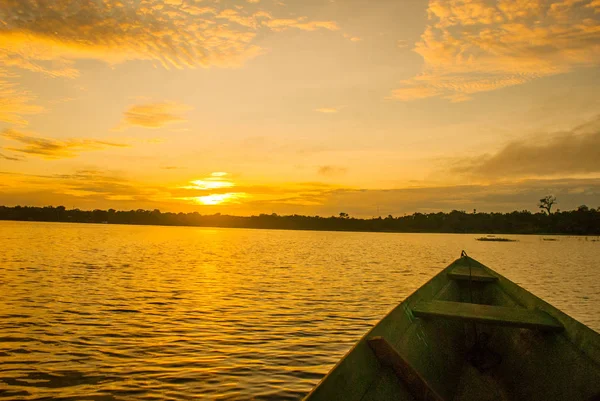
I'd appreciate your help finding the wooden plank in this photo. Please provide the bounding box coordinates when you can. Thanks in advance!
[412,301,563,332]
[448,265,497,282]
[367,336,445,401]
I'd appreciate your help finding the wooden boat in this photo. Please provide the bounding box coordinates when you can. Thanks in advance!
[304,252,600,401]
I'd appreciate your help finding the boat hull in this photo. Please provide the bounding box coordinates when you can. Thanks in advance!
[303,255,600,401]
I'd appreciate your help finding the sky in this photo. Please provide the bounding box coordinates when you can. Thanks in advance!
[1,0,600,217]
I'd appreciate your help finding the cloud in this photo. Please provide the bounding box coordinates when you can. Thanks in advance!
[0,1,339,124]
[0,169,247,210]
[263,18,339,32]
[0,0,340,72]
[1,129,129,159]
[117,102,191,130]
[218,178,600,216]
[0,152,23,161]
[389,86,440,101]
[0,76,45,124]
[451,116,600,178]
[343,33,361,42]
[392,0,600,101]
[0,169,174,209]
[318,165,348,177]
[2,168,600,215]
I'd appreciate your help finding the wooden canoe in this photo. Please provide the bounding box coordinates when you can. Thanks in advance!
[303,253,600,401]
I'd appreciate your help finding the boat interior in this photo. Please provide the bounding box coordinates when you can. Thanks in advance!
[304,255,600,401]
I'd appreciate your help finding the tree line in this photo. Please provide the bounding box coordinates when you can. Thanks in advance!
[1,203,599,235]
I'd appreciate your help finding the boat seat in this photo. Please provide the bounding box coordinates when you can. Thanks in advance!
[412,300,563,332]
[367,336,445,401]
[447,266,497,282]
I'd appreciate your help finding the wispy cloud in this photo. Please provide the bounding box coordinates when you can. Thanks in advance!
[343,33,361,42]
[1,169,166,203]
[3,167,600,215]
[0,0,340,73]
[318,165,348,177]
[392,0,600,101]
[237,179,600,216]
[116,102,191,130]
[451,116,600,178]
[0,77,45,125]
[0,152,23,161]
[1,129,129,159]
[264,18,339,32]
[0,1,340,125]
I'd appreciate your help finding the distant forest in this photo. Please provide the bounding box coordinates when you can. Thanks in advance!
[1,204,599,235]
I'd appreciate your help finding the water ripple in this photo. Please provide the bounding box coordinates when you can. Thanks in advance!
[1,221,599,400]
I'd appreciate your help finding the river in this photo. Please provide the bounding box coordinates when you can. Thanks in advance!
[1,221,599,400]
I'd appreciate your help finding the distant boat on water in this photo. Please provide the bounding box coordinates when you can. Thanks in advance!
[304,253,600,401]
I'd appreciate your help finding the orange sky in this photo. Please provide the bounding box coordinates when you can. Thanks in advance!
[1,0,600,216]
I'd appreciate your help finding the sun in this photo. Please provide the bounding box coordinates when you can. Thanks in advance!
[188,180,234,190]
[194,193,246,205]
[179,172,248,205]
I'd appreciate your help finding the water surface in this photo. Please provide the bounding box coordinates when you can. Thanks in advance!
[1,221,599,400]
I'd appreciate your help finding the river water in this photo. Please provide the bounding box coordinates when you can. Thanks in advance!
[1,221,599,400]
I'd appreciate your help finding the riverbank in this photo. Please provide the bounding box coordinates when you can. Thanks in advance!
[1,205,600,236]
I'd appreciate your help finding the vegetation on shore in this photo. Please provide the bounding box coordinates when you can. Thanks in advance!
[476,237,518,242]
[1,204,599,235]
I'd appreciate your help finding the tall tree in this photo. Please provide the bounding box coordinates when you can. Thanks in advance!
[538,195,557,215]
